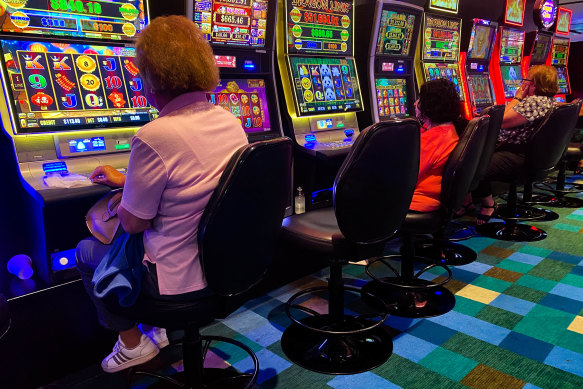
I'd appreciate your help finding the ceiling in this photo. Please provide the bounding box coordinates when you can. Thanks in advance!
[560,0,583,41]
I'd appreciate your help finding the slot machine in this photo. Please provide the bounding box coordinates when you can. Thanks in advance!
[550,37,570,103]
[367,0,423,123]
[462,19,497,116]
[0,1,154,284]
[188,0,285,144]
[522,0,558,75]
[491,26,525,104]
[277,0,363,209]
[415,13,466,117]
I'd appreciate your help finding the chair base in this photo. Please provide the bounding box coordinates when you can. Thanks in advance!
[496,204,558,222]
[476,222,547,242]
[361,279,455,318]
[145,369,254,389]
[281,315,393,375]
[415,241,477,266]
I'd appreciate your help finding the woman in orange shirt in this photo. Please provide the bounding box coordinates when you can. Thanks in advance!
[410,78,460,212]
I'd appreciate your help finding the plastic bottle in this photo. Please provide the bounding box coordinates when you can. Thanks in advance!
[294,187,306,214]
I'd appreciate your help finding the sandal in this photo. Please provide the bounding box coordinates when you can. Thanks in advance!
[454,202,476,218]
[476,203,497,226]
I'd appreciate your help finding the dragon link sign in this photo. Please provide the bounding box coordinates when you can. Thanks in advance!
[291,0,352,14]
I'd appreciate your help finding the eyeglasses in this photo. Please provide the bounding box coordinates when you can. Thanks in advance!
[522,79,533,82]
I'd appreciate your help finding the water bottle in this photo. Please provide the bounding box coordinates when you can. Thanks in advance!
[295,187,305,214]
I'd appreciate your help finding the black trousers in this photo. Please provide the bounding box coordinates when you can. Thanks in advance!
[473,144,526,199]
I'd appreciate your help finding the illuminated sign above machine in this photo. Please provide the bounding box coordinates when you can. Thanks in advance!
[504,0,526,27]
[428,0,459,14]
[556,7,572,35]
[533,0,558,30]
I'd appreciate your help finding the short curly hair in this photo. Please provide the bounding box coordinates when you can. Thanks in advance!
[529,65,558,97]
[136,15,219,96]
[418,78,461,124]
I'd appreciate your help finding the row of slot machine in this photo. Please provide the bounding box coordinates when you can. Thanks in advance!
[0,0,573,287]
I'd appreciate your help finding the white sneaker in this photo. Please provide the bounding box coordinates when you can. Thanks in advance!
[101,334,159,373]
[148,327,169,349]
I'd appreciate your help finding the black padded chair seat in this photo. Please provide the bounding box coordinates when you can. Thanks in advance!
[282,207,338,254]
[400,210,443,235]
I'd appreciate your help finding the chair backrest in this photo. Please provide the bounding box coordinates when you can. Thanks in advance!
[198,138,292,297]
[471,105,505,189]
[442,116,490,215]
[0,294,9,340]
[334,119,420,243]
[527,100,582,178]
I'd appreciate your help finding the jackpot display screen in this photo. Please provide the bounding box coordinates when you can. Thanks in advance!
[0,0,147,40]
[423,63,465,101]
[422,14,461,62]
[531,33,552,64]
[500,28,524,64]
[0,38,156,134]
[501,65,522,98]
[467,22,496,60]
[206,78,271,133]
[286,0,353,55]
[374,78,408,119]
[468,74,493,107]
[556,67,569,94]
[288,56,362,116]
[193,0,269,47]
[375,10,416,56]
[551,37,569,66]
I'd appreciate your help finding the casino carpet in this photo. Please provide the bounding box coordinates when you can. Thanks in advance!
[51,188,583,389]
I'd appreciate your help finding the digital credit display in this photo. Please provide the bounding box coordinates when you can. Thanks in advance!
[0,38,157,134]
[501,65,522,98]
[531,33,552,64]
[375,10,416,56]
[286,0,353,55]
[206,78,271,133]
[467,22,496,60]
[422,14,461,62]
[556,67,569,94]
[289,56,362,116]
[423,63,465,101]
[375,78,408,119]
[193,0,269,48]
[468,74,493,107]
[0,0,147,40]
[551,36,569,66]
[500,28,524,64]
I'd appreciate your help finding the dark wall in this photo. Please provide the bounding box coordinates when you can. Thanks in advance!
[568,41,583,99]
[149,0,185,18]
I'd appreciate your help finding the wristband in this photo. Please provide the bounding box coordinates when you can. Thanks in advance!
[513,96,523,102]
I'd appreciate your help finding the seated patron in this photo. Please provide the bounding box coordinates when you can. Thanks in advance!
[75,16,248,373]
[473,65,558,224]
[410,78,460,212]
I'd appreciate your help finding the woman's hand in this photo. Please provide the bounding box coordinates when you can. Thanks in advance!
[515,79,533,100]
[89,165,126,188]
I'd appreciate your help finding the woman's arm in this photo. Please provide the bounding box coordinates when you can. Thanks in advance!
[501,100,529,129]
[118,204,152,234]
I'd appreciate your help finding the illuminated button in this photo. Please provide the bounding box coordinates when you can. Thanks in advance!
[305,134,316,142]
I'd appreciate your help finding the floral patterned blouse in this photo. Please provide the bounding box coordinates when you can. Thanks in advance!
[497,95,555,145]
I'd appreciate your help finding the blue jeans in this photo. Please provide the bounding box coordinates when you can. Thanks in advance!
[76,236,212,332]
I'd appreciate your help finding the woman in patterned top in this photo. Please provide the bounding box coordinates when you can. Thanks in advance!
[473,65,558,224]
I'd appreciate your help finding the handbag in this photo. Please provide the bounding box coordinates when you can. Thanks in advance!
[85,189,123,244]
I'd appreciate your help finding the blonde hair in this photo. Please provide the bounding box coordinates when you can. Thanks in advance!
[135,15,219,96]
[529,65,558,97]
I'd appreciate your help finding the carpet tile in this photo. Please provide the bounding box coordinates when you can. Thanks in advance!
[498,331,554,362]
[567,315,583,334]
[328,372,403,389]
[393,333,438,363]
[419,347,478,382]
[489,294,536,315]
[496,259,535,273]
[455,284,500,304]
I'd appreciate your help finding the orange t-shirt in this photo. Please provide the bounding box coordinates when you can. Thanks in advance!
[409,123,459,212]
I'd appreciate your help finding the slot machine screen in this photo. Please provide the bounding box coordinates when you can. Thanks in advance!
[556,67,569,94]
[500,65,522,98]
[551,37,569,66]
[0,38,156,134]
[192,0,269,48]
[468,74,493,107]
[285,0,353,55]
[429,0,459,14]
[467,22,496,60]
[288,56,363,116]
[374,78,409,119]
[206,78,271,133]
[422,14,461,62]
[531,33,552,64]
[423,63,465,101]
[500,28,524,64]
[375,10,416,56]
[0,0,147,40]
